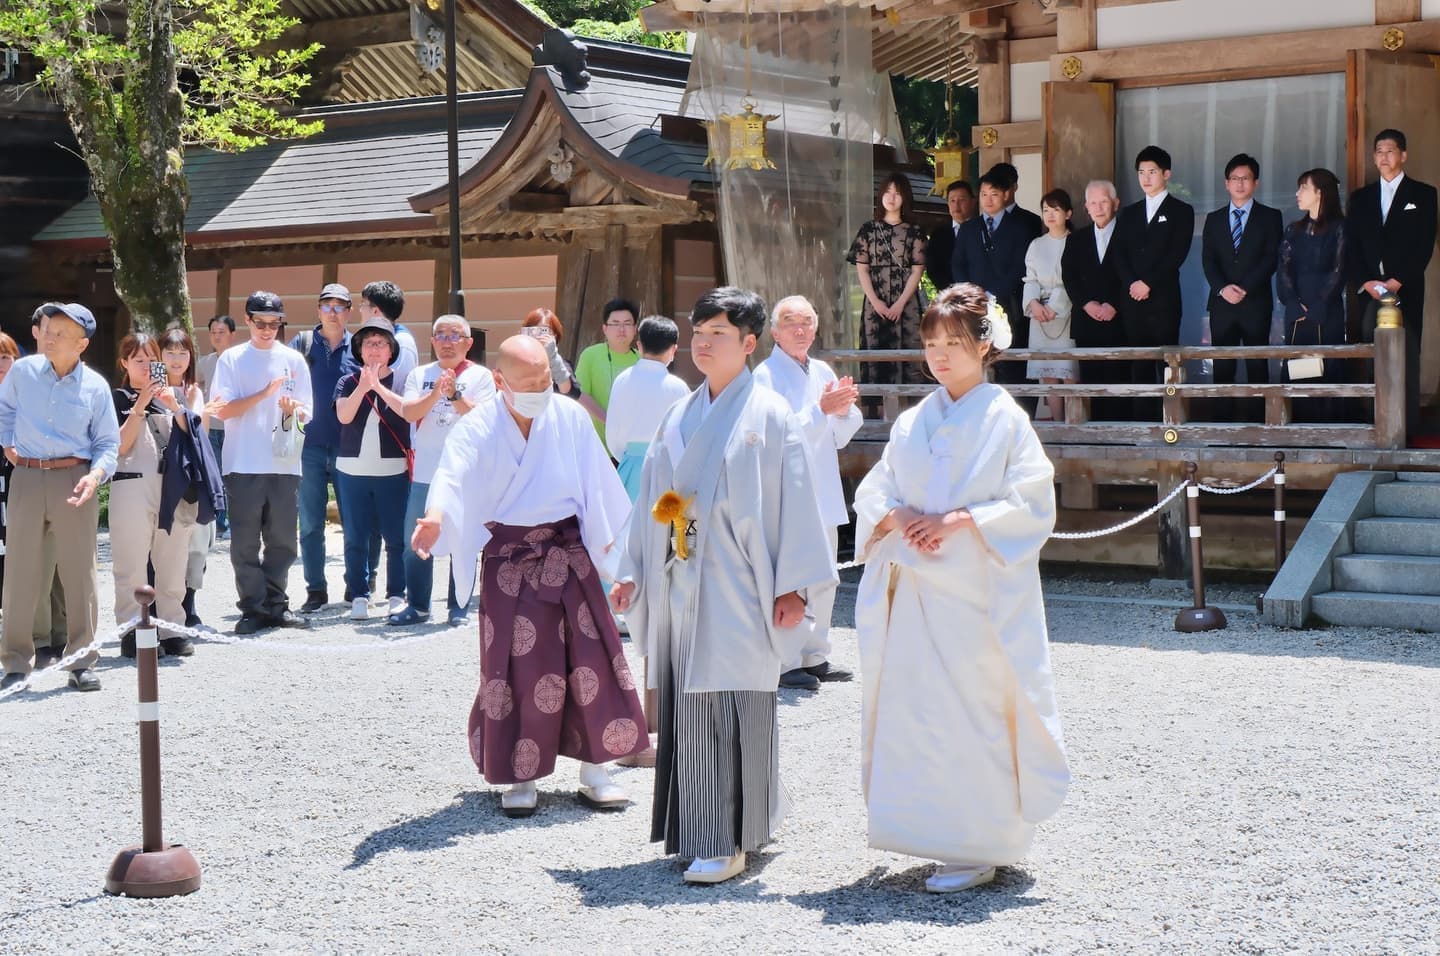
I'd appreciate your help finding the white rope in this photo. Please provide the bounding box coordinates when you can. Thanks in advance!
[1050,479,1194,540]
[1196,465,1281,496]
[0,615,140,701]
[150,617,463,655]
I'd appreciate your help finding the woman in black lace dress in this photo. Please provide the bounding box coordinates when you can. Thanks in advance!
[848,173,927,403]
[1278,168,1347,420]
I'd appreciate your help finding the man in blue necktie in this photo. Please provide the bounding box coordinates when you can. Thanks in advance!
[1201,153,1283,418]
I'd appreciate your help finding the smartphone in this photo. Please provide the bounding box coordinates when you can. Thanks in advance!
[150,361,168,384]
[521,326,548,339]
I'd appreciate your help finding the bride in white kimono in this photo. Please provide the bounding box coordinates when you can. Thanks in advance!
[852,284,1070,894]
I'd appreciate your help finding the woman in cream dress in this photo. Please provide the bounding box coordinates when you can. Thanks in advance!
[1022,189,1079,421]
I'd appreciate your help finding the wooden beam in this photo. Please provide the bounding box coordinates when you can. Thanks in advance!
[977,37,1010,171]
[501,192,569,213]
[971,119,1043,150]
[1375,0,1422,24]
[1051,19,1440,83]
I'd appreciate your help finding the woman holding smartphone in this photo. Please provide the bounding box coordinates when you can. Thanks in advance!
[159,327,214,629]
[112,331,201,657]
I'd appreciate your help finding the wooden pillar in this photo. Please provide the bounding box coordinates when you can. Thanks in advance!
[1375,0,1421,24]
[214,266,231,320]
[623,225,664,320]
[976,36,1011,172]
[1157,460,1190,580]
[1056,0,1097,55]
[321,261,339,287]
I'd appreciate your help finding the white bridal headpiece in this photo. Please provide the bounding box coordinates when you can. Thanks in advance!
[979,295,1013,351]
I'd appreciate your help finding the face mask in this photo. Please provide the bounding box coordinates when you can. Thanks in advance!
[505,384,552,419]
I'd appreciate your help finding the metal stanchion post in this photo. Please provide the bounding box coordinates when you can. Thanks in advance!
[1175,462,1228,633]
[105,587,202,898]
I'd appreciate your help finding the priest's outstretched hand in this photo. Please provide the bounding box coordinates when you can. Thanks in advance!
[411,510,442,560]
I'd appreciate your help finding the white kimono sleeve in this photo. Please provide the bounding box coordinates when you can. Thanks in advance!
[966,416,1056,568]
[853,431,906,559]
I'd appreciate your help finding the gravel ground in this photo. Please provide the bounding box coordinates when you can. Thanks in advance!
[2,527,1438,954]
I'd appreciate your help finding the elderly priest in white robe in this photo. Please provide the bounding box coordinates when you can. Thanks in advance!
[612,287,836,885]
[754,294,862,691]
[852,284,1069,894]
[413,335,649,819]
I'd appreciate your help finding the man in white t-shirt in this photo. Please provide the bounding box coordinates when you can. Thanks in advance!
[393,315,495,627]
[210,291,314,634]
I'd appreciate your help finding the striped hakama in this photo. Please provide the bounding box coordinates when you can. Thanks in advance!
[650,548,787,860]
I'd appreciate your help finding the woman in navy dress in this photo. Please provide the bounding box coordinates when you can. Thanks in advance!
[1277,168,1347,420]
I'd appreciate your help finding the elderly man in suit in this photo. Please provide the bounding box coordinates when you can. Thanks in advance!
[1201,153,1283,421]
[1347,128,1439,443]
[1112,145,1196,418]
[926,180,975,291]
[1063,180,1127,421]
[952,170,1044,402]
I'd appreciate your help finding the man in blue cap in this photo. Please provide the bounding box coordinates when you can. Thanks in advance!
[0,302,120,693]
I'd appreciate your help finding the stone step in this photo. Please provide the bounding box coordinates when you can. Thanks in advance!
[1374,481,1440,518]
[1332,553,1440,596]
[1311,591,1440,632]
[1352,516,1440,556]
[1396,472,1440,483]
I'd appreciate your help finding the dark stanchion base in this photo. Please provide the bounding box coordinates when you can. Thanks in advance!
[104,845,202,898]
[1175,605,1228,633]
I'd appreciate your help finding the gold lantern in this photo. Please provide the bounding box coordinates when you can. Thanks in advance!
[927,23,976,195]
[719,99,779,171]
[1376,292,1404,330]
[925,136,973,196]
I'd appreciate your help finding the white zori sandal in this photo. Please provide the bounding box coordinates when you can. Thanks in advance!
[683,852,746,885]
[925,863,996,894]
[501,781,538,818]
[576,762,630,811]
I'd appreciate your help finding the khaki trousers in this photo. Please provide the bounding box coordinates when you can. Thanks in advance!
[33,539,66,647]
[109,473,197,632]
[0,464,101,674]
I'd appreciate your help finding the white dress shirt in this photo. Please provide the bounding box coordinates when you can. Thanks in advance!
[1381,172,1406,223]
[1095,218,1116,261]
[604,358,690,459]
[1145,189,1169,222]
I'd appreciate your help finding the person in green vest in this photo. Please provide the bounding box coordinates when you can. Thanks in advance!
[573,298,640,452]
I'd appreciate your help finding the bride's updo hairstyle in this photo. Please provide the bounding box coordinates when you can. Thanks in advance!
[919,283,1004,368]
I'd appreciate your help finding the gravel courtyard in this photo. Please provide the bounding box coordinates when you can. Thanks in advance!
[2,528,1437,954]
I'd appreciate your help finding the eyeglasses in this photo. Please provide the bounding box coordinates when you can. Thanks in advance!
[1226,176,1255,184]
[604,322,636,330]
[319,303,350,314]
[249,317,283,330]
[433,332,467,344]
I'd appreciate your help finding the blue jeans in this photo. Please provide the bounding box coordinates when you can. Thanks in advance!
[298,444,340,595]
[206,428,228,532]
[336,471,408,601]
[404,481,471,615]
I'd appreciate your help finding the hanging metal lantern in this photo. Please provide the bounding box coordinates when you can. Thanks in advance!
[925,135,973,196]
[719,99,778,171]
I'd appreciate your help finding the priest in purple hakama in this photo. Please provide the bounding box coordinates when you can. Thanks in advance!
[413,335,647,817]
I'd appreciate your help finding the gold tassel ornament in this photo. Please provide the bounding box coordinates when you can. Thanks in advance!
[652,490,694,560]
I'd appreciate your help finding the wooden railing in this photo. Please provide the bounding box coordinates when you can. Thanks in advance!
[819,325,1409,450]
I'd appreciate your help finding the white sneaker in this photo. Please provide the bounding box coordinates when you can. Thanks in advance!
[388,596,406,616]
[683,852,746,884]
[350,598,369,620]
[925,864,996,894]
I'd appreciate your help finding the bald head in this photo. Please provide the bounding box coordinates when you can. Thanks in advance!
[495,333,554,394]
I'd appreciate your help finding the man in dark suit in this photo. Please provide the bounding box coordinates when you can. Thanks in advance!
[1346,128,1439,442]
[926,179,975,291]
[1063,179,1127,420]
[951,170,1044,401]
[1201,153,1283,420]
[1112,145,1196,418]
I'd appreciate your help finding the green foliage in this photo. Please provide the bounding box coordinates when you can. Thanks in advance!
[0,0,321,153]
[530,0,648,27]
[892,76,979,178]
[568,17,686,51]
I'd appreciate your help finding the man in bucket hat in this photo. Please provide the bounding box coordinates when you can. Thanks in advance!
[0,302,120,693]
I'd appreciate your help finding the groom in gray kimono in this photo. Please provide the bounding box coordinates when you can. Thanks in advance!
[612,286,836,885]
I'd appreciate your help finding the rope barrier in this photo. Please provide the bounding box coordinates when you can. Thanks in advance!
[1195,465,1280,496]
[151,617,463,655]
[0,616,139,701]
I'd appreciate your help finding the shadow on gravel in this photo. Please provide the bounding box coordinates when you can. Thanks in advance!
[545,852,778,907]
[0,893,108,923]
[348,790,570,868]
[784,864,1041,925]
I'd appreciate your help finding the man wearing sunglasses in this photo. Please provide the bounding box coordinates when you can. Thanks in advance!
[210,291,313,634]
[394,315,495,627]
[289,283,359,612]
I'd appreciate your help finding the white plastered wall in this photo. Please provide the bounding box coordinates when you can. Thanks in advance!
[1097,0,1373,49]
[1008,61,1050,123]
